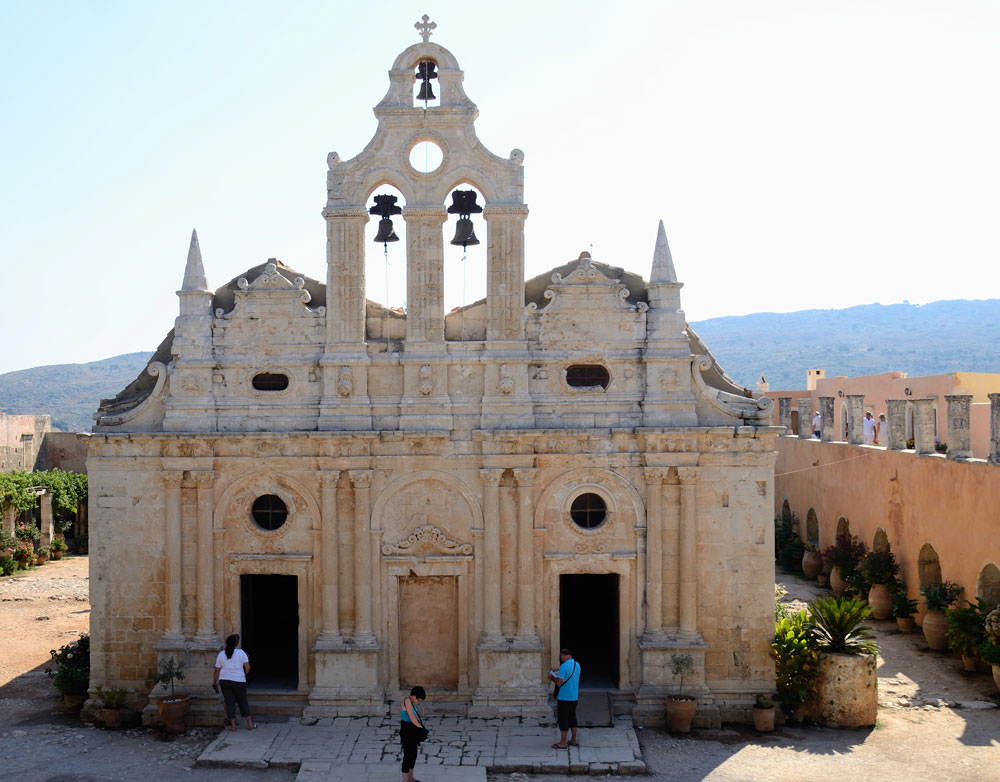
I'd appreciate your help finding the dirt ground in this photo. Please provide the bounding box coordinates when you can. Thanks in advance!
[1,560,998,782]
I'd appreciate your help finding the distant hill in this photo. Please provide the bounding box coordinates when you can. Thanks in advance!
[1,299,997,431]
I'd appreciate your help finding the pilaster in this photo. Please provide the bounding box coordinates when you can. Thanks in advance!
[886,399,908,450]
[512,468,541,646]
[944,394,973,460]
[641,468,665,640]
[403,205,447,343]
[819,397,835,442]
[478,468,504,646]
[483,204,528,341]
[847,394,864,444]
[192,470,219,647]
[349,470,377,647]
[315,471,344,647]
[911,398,937,455]
[160,471,185,644]
[797,398,813,438]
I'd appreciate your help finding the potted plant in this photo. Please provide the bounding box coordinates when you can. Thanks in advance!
[978,607,1000,692]
[665,653,698,733]
[35,545,50,566]
[12,541,35,570]
[859,547,899,620]
[801,544,823,579]
[946,599,989,672]
[73,535,88,555]
[752,693,775,732]
[95,685,129,729]
[154,657,189,733]
[920,581,964,651]
[808,596,879,727]
[892,591,919,633]
[45,633,90,709]
[822,534,866,596]
[50,537,68,560]
[771,611,820,723]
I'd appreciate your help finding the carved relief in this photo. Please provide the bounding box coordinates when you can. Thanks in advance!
[498,364,514,395]
[180,373,202,393]
[381,518,473,556]
[573,540,607,554]
[418,365,434,396]
[659,366,678,388]
[337,366,354,397]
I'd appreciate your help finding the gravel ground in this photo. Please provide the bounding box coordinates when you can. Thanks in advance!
[2,559,998,782]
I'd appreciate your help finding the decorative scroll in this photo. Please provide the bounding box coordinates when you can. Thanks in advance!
[382,523,474,556]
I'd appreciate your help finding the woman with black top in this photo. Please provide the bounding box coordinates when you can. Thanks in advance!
[399,685,426,782]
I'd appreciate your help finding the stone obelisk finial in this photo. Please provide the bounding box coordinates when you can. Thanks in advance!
[650,220,678,285]
[181,229,208,292]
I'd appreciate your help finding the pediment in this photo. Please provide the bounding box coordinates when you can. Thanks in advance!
[381,518,473,557]
[215,262,325,320]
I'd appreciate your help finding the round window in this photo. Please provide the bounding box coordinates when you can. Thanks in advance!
[570,493,607,529]
[252,494,288,531]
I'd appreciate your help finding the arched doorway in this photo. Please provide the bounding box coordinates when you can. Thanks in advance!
[917,543,942,588]
[805,508,819,547]
[977,563,1000,605]
[873,528,889,553]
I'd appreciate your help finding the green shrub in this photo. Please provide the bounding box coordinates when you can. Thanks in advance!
[46,633,90,696]
[860,545,900,586]
[0,556,16,576]
[95,686,128,709]
[771,611,820,721]
[920,581,963,611]
[891,590,919,618]
[822,534,867,580]
[945,599,991,657]
[807,596,879,655]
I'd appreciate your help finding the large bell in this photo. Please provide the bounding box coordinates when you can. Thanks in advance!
[417,80,436,101]
[374,218,399,244]
[450,217,479,248]
[416,60,437,102]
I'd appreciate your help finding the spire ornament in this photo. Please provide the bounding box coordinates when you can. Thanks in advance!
[181,228,209,292]
[415,14,436,43]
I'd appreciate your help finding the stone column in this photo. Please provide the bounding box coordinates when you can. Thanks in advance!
[797,398,813,438]
[162,471,185,641]
[989,393,1000,465]
[778,397,792,434]
[2,505,16,537]
[403,206,448,343]
[642,468,664,639]
[323,206,368,344]
[944,395,973,460]
[676,467,699,640]
[483,205,528,340]
[819,397,835,442]
[479,469,504,644]
[349,470,376,646]
[315,471,342,645]
[39,492,53,547]
[886,399,907,450]
[661,481,680,633]
[846,394,864,444]
[192,471,219,644]
[911,398,937,455]
[513,468,539,643]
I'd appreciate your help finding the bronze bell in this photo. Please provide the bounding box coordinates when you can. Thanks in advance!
[417,80,436,101]
[450,217,479,248]
[416,60,437,102]
[374,218,399,244]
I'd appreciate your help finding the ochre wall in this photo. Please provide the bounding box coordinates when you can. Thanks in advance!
[775,437,1000,621]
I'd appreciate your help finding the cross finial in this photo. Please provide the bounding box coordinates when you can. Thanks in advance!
[415,14,436,42]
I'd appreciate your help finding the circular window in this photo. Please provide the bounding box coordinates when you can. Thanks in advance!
[408,139,443,173]
[570,493,607,529]
[252,494,288,531]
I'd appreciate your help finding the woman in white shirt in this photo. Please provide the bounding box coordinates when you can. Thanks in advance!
[212,633,256,731]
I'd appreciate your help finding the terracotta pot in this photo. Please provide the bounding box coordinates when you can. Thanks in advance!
[102,707,123,729]
[961,653,979,672]
[802,551,823,579]
[896,616,915,633]
[156,695,190,734]
[817,573,829,587]
[665,695,698,733]
[752,706,775,732]
[993,665,1000,693]
[52,551,64,560]
[35,555,47,566]
[63,694,86,710]
[868,584,892,620]
[830,568,847,596]
[922,609,948,651]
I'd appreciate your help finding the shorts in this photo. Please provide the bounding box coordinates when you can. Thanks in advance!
[556,699,578,731]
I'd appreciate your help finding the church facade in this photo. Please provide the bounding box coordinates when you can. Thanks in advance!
[87,22,778,727]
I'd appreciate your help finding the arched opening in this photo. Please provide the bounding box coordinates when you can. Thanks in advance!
[443,183,487,328]
[931,401,939,440]
[905,402,914,443]
[840,401,850,441]
[781,499,791,520]
[364,184,408,319]
[805,508,819,547]
[790,409,799,434]
[873,528,889,553]
[413,58,441,108]
[977,563,1000,605]
[917,543,942,588]
[836,516,850,539]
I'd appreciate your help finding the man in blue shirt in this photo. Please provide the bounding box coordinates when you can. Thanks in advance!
[548,648,581,748]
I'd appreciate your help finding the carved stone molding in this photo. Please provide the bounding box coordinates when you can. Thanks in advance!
[349,470,373,489]
[418,365,434,396]
[162,471,185,489]
[337,366,354,397]
[318,470,341,488]
[479,468,503,487]
[512,468,536,487]
[381,521,473,556]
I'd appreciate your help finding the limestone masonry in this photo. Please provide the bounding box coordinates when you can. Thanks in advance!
[85,22,779,727]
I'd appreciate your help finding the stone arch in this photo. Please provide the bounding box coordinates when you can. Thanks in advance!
[371,469,483,541]
[836,515,850,539]
[872,527,889,552]
[805,508,819,547]
[839,400,850,440]
[781,498,791,520]
[360,168,418,205]
[533,467,645,534]
[917,543,942,588]
[433,167,501,205]
[977,562,1000,605]
[214,471,320,533]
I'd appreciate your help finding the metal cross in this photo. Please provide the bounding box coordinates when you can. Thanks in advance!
[415,14,436,42]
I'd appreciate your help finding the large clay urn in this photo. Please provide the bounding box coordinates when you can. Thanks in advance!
[922,610,948,651]
[802,551,823,580]
[867,584,892,620]
[830,568,848,596]
[156,695,190,734]
[992,665,1000,693]
[752,705,775,732]
[665,695,698,733]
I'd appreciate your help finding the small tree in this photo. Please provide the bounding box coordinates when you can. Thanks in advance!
[669,653,695,697]
[155,657,185,698]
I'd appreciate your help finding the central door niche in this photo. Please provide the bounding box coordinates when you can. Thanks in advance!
[398,575,459,688]
[241,574,298,689]
[560,573,619,689]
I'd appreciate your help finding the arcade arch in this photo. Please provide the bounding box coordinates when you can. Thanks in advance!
[805,508,819,547]
[917,543,942,588]
[873,528,889,553]
[977,563,1000,605]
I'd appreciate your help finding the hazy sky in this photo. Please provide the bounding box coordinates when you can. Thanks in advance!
[2,1,998,375]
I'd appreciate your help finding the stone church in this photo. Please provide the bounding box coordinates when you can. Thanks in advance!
[87,20,778,726]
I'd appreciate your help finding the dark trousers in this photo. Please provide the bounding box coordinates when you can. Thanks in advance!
[400,721,421,772]
[219,679,251,720]
[557,699,578,731]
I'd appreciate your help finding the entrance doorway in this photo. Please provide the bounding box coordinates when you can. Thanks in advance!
[559,574,618,689]
[240,574,298,690]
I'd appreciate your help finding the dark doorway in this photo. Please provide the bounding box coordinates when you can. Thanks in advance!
[559,574,618,689]
[240,574,298,690]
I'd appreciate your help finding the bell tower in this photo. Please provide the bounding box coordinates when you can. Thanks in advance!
[319,17,529,431]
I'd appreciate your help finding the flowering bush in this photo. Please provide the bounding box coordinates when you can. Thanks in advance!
[920,581,964,611]
[985,607,1000,644]
[46,634,90,696]
[14,522,40,542]
[822,534,867,579]
[12,541,35,568]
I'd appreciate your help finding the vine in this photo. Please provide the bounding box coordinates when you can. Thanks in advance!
[0,470,88,534]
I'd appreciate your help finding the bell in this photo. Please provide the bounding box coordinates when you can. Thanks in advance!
[374,218,399,244]
[450,217,479,248]
[417,80,436,101]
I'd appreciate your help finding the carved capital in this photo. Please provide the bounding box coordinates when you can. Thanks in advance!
[348,470,373,490]
[318,470,341,488]
[162,471,185,489]
[643,467,668,484]
[513,468,536,487]
[322,206,369,221]
[676,467,698,486]
[483,204,529,219]
[479,468,503,488]
[403,205,448,223]
[191,470,215,489]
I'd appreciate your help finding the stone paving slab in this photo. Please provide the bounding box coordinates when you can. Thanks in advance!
[196,716,646,776]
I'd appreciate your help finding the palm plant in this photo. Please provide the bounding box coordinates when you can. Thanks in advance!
[807,596,879,655]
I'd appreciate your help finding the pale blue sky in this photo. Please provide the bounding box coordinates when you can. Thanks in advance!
[1,1,998,375]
